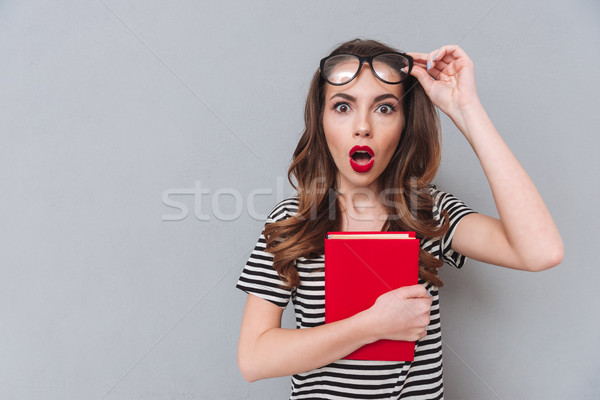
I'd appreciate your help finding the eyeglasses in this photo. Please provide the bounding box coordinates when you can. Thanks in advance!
[319,52,413,86]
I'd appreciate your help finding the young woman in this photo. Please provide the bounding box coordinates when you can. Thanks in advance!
[236,39,563,399]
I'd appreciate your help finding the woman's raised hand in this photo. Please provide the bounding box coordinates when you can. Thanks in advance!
[407,45,481,121]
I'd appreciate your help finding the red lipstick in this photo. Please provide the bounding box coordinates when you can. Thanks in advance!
[349,145,374,173]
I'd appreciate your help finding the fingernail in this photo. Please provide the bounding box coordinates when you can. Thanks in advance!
[433,52,438,61]
[427,60,431,71]
[427,290,432,297]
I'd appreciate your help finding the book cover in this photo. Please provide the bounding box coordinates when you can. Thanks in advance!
[324,231,420,361]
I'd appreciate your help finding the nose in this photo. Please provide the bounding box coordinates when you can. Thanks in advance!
[354,112,371,138]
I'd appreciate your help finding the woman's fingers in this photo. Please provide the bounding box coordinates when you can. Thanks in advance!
[410,45,468,74]
[409,57,447,83]
[408,48,445,68]
[409,49,453,81]
[433,45,473,71]
[409,45,474,85]
[409,64,434,93]
[408,45,478,116]
[427,60,449,79]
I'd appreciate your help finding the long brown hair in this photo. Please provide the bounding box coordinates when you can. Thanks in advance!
[264,38,449,289]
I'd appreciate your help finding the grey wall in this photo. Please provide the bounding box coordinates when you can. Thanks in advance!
[1,1,598,399]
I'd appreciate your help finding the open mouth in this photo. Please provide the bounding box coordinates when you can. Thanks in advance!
[349,145,374,172]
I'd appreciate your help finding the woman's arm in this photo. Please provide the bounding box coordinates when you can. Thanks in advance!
[408,45,563,271]
[238,285,432,381]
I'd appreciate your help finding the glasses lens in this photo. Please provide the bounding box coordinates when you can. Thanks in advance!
[322,54,360,85]
[372,53,410,83]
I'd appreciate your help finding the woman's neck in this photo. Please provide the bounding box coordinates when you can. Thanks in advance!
[336,185,388,232]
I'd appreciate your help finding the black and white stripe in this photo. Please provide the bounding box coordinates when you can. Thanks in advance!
[236,186,475,399]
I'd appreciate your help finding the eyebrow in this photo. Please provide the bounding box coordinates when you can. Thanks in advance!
[329,93,401,103]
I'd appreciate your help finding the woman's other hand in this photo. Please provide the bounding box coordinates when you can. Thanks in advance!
[407,46,564,272]
[408,45,480,123]
[363,284,432,342]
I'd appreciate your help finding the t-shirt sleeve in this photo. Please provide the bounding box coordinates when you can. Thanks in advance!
[430,186,477,269]
[235,198,298,309]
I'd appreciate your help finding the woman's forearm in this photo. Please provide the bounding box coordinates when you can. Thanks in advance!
[239,309,374,382]
[451,101,564,269]
[238,286,431,382]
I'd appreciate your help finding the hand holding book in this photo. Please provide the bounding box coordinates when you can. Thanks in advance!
[365,285,433,342]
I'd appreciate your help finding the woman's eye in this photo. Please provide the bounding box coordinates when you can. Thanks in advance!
[376,104,396,114]
[333,103,350,113]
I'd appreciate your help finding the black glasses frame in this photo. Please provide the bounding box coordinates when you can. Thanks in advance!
[319,52,413,86]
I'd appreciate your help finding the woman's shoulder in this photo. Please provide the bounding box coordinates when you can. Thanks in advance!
[266,195,299,223]
[427,184,462,206]
[427,184,449,200]
[427,184,476,221]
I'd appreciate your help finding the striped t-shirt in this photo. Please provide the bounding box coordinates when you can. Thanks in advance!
[236,186,476,399]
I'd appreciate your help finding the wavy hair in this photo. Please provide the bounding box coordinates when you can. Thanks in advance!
[263,38,449,289]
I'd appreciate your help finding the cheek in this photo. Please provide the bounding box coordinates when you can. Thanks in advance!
[322,114,346,155]
[380,125,404,162]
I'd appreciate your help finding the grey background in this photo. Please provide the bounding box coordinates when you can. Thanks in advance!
[1,0,598,399]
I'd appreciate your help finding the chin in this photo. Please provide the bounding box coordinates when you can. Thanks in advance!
[338,171,382,193]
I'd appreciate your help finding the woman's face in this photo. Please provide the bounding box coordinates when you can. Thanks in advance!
[322,65,405,195]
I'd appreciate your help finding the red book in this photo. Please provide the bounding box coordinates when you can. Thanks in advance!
[324,231,420,361]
